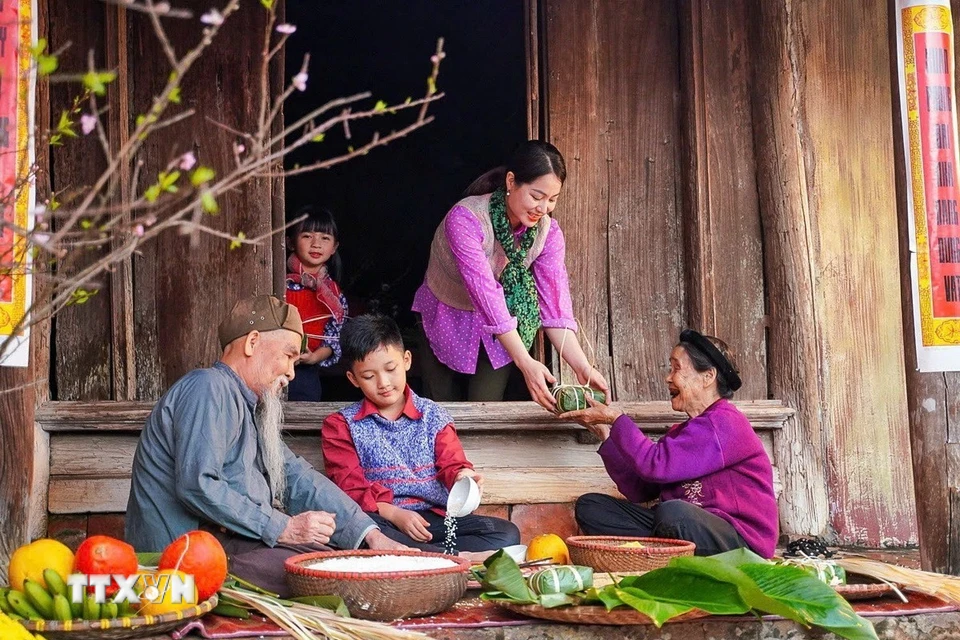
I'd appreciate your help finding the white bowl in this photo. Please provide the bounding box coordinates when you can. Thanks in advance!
[447,476,481,517]
[502,544,527,563]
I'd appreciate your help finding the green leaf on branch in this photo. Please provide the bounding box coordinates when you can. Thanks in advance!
[80,219,92,230]
[229,231,246,250]
[144,184,161,203]
[56,111,77,139]
[159,170,180,192]
[190,166,216,187]
[311,132,325,143]
[82,70,117,96]
[427,76,436,96]
[201,190,219,214]
[169,87,182,104]
[260,0,275,8]
[68,288,99,305]
[373,100,387,112]
[144,170,180,203]
[29,39,58,75]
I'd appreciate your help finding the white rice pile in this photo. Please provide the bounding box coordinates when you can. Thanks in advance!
[306,555,457,573]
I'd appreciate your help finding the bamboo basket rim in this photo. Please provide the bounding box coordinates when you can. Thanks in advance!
[285,548,471,581]
[566,535,696,555]
[496,600,710,625]
[19,594,216,636]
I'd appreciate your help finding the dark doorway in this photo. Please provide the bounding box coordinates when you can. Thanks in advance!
[284,1,529,400]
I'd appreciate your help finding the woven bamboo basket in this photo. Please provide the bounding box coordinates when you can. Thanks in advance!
[497,601,709,625]
[284,549,470,621]
[566,536,695,572]
[18,594,216,640]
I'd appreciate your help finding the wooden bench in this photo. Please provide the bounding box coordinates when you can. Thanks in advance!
[37,400,792,523]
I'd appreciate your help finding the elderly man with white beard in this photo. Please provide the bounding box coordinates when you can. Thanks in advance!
[125,295,405,595]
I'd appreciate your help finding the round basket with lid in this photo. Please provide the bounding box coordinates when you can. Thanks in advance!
[284,549,470,621]
[566,535,696,572]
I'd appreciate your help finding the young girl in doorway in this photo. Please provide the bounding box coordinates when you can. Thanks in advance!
[285,206,348,401]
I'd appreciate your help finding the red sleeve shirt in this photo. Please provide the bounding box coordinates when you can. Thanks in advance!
[321,403,474,513]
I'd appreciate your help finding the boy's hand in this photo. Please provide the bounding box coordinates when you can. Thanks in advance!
[391,509,433,542]
[455,468,484,493]
[364,529,410,551]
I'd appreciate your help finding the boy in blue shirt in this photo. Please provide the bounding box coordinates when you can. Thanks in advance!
[322,314,520,552]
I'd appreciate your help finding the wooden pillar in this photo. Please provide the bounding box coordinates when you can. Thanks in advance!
[891,0,960,573]
[750,0,917,544]
[1,0,51,581]
[678,0,767,401]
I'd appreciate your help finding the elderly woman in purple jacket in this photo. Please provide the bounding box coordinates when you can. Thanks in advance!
[560,330,779,558]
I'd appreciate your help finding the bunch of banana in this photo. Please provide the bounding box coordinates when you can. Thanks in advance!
[0,570,135,622]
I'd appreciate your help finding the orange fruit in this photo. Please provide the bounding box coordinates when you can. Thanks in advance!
[158,530,227,602]
[73,535,139,596]
[138,570,198,616]
[526,533,570,564]
[8,538,75,591]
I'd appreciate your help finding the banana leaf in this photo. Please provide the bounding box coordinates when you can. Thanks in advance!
[135,552,161,568]
[620,568,750,615]
[529,566,594,595]
[777,558,847,586]
[477,550,537,604]
[611,586,697,627]
[665,550,877,640]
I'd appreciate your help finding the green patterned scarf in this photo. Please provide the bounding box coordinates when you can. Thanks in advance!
[489,187,541,349]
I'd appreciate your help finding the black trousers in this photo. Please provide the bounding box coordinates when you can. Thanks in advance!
[575,494,748,556]
[202,523,331,598]
[370,511,521,553]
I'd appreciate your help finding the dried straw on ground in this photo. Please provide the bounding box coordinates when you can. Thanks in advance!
[220,587,431,640]
[836,556,960,604]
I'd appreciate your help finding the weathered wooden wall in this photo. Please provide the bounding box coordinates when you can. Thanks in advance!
[751,0,917,546]
[543,0,684,402]
[45,2,277,402]
[678,0,767,401]
[543,0,917,546]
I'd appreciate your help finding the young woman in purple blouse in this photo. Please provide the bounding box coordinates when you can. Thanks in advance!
[560,330,779,558]
[412,141,609,408]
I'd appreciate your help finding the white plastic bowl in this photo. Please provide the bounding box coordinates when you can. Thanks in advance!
[447,476,481,517]
[502,544,528,563]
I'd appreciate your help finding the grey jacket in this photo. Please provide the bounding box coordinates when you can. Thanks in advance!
[125,361,376,552]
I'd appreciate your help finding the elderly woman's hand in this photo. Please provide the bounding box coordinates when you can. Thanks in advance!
[558,396,623,440]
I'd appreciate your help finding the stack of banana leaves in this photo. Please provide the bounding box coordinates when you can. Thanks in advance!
[474,548,879,640]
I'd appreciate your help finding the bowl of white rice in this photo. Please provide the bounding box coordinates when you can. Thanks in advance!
[285,549,471,621]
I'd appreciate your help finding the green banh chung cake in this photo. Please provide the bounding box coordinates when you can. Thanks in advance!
[553,385,606,413]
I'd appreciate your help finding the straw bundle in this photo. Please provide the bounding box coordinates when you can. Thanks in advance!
[220,587,430,640]
[835,556,960,604]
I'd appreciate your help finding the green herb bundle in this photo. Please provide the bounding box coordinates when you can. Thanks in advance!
[477,549,877,640]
